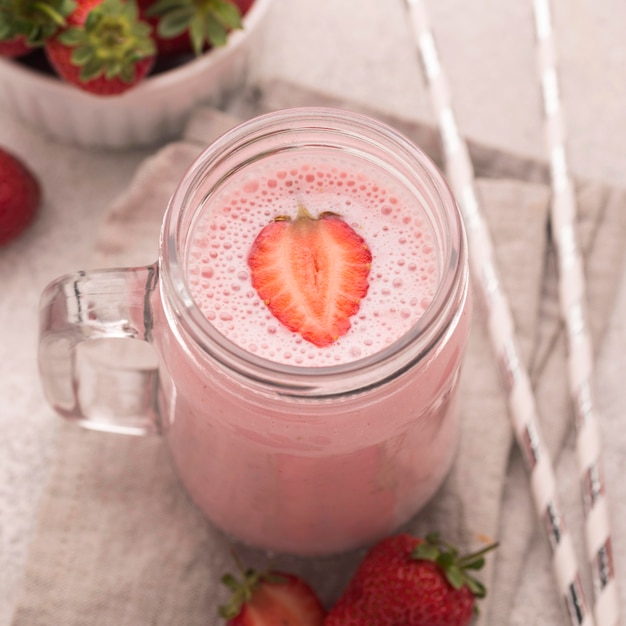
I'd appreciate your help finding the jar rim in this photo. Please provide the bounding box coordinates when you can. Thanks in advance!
[160,107,468,397]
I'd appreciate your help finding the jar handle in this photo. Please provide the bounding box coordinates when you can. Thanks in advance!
[38,264,161,436]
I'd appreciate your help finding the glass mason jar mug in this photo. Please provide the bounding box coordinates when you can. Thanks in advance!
[38,108,471,556]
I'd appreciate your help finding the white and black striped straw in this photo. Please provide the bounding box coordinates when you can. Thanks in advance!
[403,1,596,624]
[531,1,619,624]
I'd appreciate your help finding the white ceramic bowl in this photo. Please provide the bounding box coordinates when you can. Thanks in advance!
[0,0,273,149]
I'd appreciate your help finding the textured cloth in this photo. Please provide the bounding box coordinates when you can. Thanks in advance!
[11,101,626,625]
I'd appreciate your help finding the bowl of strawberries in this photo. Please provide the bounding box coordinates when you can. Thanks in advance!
[0,0,273,148]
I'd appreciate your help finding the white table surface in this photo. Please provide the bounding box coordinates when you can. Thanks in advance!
[2,0,626,623]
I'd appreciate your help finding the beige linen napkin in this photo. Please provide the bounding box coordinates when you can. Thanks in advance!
[12,99,626,625]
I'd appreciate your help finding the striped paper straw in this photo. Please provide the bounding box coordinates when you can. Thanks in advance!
[531,1,619,624]
[403,1,595,624]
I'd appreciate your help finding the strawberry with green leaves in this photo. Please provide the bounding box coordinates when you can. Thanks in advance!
[247,205,372,348]
[140,0,249,56]
[325,533,497,626]
[219,562,326,626]
[44,0,155,95]
[0,0,75,57]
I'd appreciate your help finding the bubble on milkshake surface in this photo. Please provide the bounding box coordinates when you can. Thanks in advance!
[243,180,259,193]
[350,346,362,359]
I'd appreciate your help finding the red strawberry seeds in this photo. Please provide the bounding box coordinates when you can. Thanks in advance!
[0,148,41,246]
[248,205,372,347]
[324,533,497,626]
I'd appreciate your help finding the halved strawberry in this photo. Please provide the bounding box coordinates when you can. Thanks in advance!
[248,205,372,348]
[219,566,326,626]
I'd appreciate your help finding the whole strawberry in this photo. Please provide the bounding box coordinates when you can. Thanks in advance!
[219,561,326,626]
[325,533,497,626]
[0,147,41,246]
[44,0,155,95]
[142,0,249,56]
[0,0,75,57]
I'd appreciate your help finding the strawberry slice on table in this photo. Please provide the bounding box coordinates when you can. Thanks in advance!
[324,533,498,626]
[219,564,326,626]
[44,0,155,95]
[0,0,75,57]
[248,205,372,348]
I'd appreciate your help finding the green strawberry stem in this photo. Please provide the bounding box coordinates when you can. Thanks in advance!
[272,204,342,225]
[32,1,70,26]
[146,0,243,55]
[58,0,155,83]
[412,533,498,600]
[0,0,76,46]
[218,550,287,619]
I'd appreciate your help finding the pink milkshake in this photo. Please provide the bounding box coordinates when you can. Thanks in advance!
[150,109,472,555]
[38,108,470,555]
